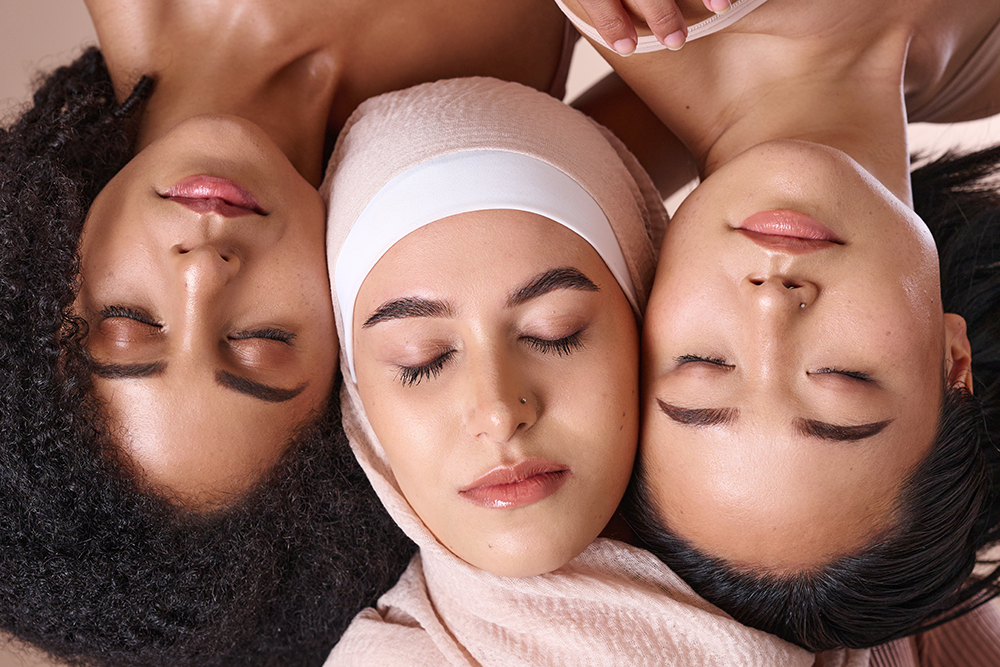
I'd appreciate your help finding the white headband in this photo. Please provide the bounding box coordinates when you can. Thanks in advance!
[335,149,638,381]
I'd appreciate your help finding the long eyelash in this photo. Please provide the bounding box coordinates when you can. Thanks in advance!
[675,354,732,368]
[523,333,583,357]
[816,367,873,382]
[99,305,161,327]
[230,328,296,343]
[397,351,454,387]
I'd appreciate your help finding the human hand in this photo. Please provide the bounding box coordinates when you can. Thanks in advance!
[573,0,732,54]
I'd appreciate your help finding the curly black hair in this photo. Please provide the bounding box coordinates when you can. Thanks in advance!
[623,144,1000,652]
[0,47,415,667]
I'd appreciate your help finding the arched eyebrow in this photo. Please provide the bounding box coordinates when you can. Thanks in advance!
[796,418,893,442]
[363,297,453,328]
[92,362,306,404]
[362,267,600,328]
[215,370,308,404]
[658,400,893,442]
[93,361,166,379]
[657,400,738,427]
[506,267,599,308]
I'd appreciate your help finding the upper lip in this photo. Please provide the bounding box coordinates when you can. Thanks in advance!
[161,175,267,218]
[460,459,570,492]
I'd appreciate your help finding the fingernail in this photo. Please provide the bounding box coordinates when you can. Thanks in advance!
[710,0,732,12]
[663,30,686,51]
[612,37,637,55]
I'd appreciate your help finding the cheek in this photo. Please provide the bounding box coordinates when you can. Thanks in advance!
[358,373,455,500]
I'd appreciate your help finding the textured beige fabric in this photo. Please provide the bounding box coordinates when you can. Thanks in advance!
[321,77,867,667]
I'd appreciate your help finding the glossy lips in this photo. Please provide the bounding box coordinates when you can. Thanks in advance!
[737,209,842,253]
[164,175,266,217]
[460,460,570,509]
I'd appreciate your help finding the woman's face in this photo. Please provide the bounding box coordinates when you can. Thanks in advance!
[74,115,337,506]
[641,140,972,570]
[354,210,639,577]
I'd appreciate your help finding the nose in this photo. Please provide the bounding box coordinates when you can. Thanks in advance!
[743,274,819,313]
[169,245,242,352]
[464,350,538,443]
[173,243,241,297]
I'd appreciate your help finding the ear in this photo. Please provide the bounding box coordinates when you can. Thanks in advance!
[943,313,974,393]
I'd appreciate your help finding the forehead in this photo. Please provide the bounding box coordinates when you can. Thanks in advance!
[639,382,942,570]
[359,210,606,298]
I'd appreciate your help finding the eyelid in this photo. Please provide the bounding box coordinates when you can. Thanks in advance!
[811,367,874,383]
[521,331,584,357]
[397,349,455,387]
[229,328,296,344]
[99,305,161,328]
[674,354,734,368]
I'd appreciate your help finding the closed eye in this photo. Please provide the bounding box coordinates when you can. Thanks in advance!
[522,332,584,357]
[100,305,161,328]
[675,354,734,368]
[229,328,296,344]
[397,350,455,387]
[812,367,874,383]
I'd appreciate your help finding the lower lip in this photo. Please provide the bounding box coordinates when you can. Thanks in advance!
[164,175,265,216]
[460,470,570,509]
[738,209,840,242]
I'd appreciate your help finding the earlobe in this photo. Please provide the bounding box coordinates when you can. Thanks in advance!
[943,313,974,393]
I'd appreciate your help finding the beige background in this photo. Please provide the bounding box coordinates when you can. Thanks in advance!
[3,2,998,157]
[0,5,998,666]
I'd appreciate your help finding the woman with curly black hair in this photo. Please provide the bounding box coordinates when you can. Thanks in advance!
[0,0,584,664]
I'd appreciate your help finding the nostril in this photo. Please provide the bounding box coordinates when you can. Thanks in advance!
[749,278,765,286]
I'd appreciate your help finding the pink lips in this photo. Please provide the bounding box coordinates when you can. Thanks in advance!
[737,209,842,253]
[163,175,266,217]
[460,460,570,509]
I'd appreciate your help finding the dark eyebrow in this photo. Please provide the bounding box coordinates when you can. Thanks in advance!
[215,370,308,404]
[657,400,738,427]
[92,361,167,379]
[363,297,453,328]
[506,267,600,308]
[796,418,894,442]
[658,399,891,443]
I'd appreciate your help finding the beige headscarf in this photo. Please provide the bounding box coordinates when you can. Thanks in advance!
[322,77,866,667]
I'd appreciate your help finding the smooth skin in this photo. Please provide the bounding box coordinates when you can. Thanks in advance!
[554,0,993,569]
[71,0,571,508]
[642,140,972,569]
[354,210,640,577]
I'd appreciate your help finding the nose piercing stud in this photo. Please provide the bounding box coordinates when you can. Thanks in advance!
[799,302,806,308]
[520,397,527,404]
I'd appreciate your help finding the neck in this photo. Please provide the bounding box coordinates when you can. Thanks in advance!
[135,52,338,187]
[692,28,915,206]
[699,66,913,206]
[91,1,344,187]
[608,0,925,207]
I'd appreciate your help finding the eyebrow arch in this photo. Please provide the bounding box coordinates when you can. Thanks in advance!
[92,361,167,379]
[657,400,738,427]
[216,370,308,404]
[507,267,600,308]
[797,418,894,442]
[658,399,892,442]
[363,297,453,328]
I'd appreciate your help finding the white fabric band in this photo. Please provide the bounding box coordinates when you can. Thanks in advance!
[335,149,637,381]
